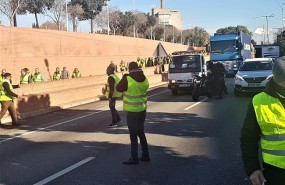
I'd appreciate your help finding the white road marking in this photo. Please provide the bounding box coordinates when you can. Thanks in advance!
[34,157,95,185]
[0,90,169,144]
[184,97,208,110]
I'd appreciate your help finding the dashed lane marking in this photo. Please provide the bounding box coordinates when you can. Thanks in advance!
[0,90,169,144]
[184,97,208,110]
[34,157,95,185]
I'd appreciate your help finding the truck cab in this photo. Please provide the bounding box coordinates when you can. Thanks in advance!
[210,32,252,76]
[168,51,206,95]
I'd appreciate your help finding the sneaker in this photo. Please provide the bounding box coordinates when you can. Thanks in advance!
[123,157,139,165]
[107,123,118,128]
[139,154,150,162]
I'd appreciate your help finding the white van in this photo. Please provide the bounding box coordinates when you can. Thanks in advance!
[168,52,206,95]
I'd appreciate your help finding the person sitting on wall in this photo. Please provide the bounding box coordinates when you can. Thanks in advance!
[32,68,44,83]
[72,68,81,78]
[53,67,61,81]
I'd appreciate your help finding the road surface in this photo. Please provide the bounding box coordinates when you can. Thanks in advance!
[0,79,253,185]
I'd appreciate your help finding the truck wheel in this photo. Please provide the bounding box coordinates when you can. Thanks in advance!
[172,89,178,96]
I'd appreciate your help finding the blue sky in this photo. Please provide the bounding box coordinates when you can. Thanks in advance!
[0,0,283,43]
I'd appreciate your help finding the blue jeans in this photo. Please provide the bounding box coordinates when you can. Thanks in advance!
[126,111,149,159]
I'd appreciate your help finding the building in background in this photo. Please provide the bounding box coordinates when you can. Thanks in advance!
[151,0,182,30]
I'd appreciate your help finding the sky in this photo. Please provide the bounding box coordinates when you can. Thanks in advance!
[0,0,283,44]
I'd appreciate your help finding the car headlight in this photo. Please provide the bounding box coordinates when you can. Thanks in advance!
[235,75,244,81]
[266,75,273,80]
[169,80,176,83]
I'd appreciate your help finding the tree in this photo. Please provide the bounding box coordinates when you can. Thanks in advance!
[70,0,109,33]
[182,27,210,46]
[216,25,252,36]
[275,30,285,56]
[44,0,66,30]
[40,20,66,30]
[109,10,121,35]
[0,0,26,26]
[67,4,84,32]
[20,0,54,28]
[133,12,147,38]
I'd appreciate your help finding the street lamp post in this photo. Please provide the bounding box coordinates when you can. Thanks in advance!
[133,0,135,38]
[107,2,110,35]
[66,0,68,31]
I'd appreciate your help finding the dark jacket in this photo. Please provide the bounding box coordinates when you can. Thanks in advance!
[240,78,285,176]
[2,81,19,98]
[116,69,146,93]
[107,74,115,99]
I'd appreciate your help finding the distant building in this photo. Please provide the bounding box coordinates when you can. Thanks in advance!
[151,0,182,30]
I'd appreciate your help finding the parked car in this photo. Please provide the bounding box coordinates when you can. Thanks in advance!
[234,58,273,96]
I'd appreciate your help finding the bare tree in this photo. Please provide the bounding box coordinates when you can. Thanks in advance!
[68,4,84,32]
[0,0,26,26]
[44,0,65,30]
[109,10,121,35]
[40,20,66,30]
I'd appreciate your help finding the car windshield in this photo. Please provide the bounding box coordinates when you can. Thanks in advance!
[239,61,272,71]
[169,55,201,73]
[211,40,238,53]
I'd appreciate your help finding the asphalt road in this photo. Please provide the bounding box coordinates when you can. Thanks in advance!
[0,79,254,185]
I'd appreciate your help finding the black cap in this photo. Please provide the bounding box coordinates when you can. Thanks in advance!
[129,61,139,71]
[3,73,12,77]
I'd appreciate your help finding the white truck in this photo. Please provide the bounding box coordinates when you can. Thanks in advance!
[254,45,280,60]
[168,51,206,95]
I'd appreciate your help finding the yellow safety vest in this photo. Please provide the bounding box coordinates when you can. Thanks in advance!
[72,72,81,78]
[53,72,61,80]
[105,74,122,98]
[253,92,285,169]
[20,74,30,84]
[33,73,43,83]
[123,76,149,112]
[0,75,3,82]
[0,79,14,101]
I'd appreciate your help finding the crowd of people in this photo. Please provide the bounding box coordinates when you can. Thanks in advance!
[112,55,172,73]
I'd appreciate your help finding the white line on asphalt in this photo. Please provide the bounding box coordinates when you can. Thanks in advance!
[184,97,208,110]
[0,90,169,144]
[34,157,95,185]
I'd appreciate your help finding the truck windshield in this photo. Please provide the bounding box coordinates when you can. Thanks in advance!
[211,40,238,53]
[169,55,201,73]
[239,61,272,71]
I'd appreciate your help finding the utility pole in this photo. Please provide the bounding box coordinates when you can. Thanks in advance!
[107,2,109,35]
[133,0,135,38]
[66,0,68,31]
[254,15,274,44]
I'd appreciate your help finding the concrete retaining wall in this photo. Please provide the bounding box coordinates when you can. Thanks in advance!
[0,26,188,83]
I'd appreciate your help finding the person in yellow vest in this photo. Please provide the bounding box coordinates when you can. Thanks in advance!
[53,67,61,81]
[0,69,6,82]
[20,68,33,84]
[240,56,285,185]
[116,61,150,165]
[32,68,44,83]
[0,73,20,126]
[119,60,126,72]
[72,68,81,78]
[104,65,122,128]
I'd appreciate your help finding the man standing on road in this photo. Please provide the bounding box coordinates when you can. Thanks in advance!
[104,65,122,128]
[240,57,285,185]
[0,69,6,82]
[0,73,20,126]
[116,61,150,165]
